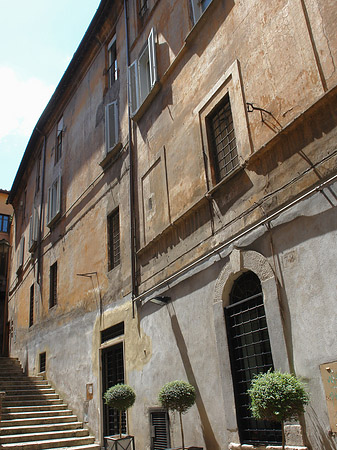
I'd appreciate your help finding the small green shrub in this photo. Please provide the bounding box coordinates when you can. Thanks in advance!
[104,384,136,437]
[248,370,309,449]
[104,384,136,411]
[248,370,309,423]
[158,380,196,414]
[158,380,196,450]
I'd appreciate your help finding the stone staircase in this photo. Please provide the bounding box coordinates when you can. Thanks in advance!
[0,357,101,450]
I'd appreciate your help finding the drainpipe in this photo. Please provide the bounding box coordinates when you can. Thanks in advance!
[124,0,138,317]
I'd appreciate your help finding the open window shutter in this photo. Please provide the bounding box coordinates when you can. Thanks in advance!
[47,186,52,224]
[106,102,118,152]
[56,176,61,216]
[148,28,157,89]
[191,0,202,23]
[18,236,25,268]
[29,216,33,249]
[33,207,39,241]
[128,60,139,116]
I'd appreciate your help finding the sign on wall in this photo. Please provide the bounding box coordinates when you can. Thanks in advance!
[320,361,337,433]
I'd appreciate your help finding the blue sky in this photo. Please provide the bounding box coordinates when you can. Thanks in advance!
[0,0,100,190]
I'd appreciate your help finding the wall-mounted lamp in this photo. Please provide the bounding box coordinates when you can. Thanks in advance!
[149,296,171,306]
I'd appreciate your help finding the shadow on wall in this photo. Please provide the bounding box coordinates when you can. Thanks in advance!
[167,301,221,450]
[305,404,337,450]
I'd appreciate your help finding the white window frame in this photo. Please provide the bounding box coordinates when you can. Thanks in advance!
[29,207,39,252]
[128,27,158,117]
[47,175,61,226]
[105,101,119,153]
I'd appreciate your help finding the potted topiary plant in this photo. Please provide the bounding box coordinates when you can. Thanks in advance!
[103,383,136,450]
[248,370,309,450]
[158,380,197,450]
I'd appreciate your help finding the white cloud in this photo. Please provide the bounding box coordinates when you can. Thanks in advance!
[0,66,55,141]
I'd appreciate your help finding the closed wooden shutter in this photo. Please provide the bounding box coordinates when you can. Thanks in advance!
[150,411,170,450]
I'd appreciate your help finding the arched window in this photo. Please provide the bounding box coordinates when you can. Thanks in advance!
[225,271,282,445]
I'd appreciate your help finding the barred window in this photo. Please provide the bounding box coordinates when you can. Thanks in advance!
[29,284,34,327]
[108,209,120,270]
[207,94,239,183]
[49,262,57,308]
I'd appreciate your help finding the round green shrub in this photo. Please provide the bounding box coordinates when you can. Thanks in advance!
[104,384,136,411]
[248,370,309,423]
[158,380,196,414]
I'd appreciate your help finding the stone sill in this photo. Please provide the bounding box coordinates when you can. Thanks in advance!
[229,444,307,450]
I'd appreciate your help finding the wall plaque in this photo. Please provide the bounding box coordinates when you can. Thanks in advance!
[320,361,337,432]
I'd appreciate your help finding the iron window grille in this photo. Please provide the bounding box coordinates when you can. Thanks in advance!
[39,352,46,373]
[225,271,282,445]
[108,209,120,270]
[207,94,239,183]
[102,343,126,437]
[101,322,125,344]
[49,262,57,308]
[29,284,34,327]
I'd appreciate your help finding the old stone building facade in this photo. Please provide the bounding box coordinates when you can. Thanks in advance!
[6,0,337,449]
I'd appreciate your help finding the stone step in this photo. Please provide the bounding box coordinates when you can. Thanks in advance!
[3,390,58,398]
[0,428,90,444]
[0,436,97,449]
[2,404,69,414]
[0,357,98,449]
[1,414,78,427]
[0,421,84,435]
[0,376,44,382]
[3,398,64,406]
[4,387,56,394]
[0,383,50,390]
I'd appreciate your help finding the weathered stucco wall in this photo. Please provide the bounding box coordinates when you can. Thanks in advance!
[6,0,337,449]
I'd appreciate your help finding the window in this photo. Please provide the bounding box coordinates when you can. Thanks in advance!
[225,272,282,445]
[39,352,46,372]
[108,209,120,270]
[206,94,239,183]
[55,117,63,163]
[49,262,57,308]
[29,284,34,327]
[47,175,61,226]
[105,101,119,153]
[139,0,148,17]
[28,207,39,252]
[101,322,124,344]
[191,0,213,24]
[150,410,170,450]
[128,27,158,116]
[0,214,10,233]
[108,36,118,87]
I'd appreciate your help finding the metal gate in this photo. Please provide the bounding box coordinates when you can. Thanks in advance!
[225,271,282,445]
